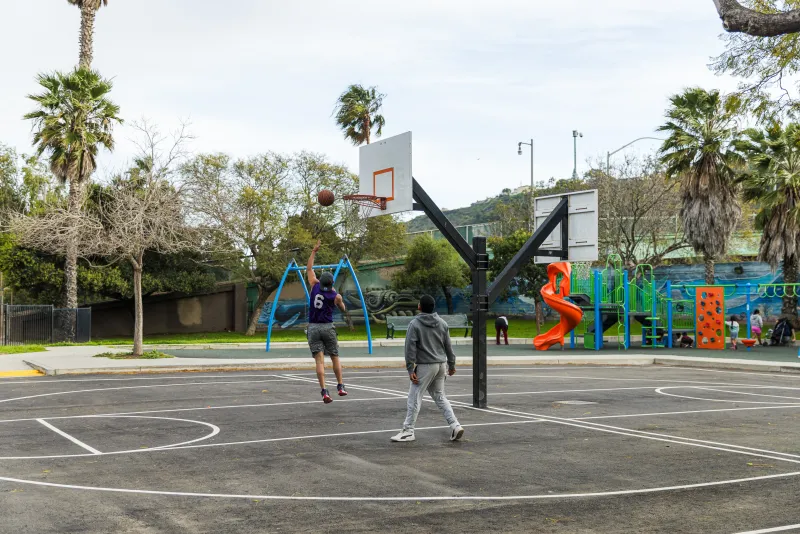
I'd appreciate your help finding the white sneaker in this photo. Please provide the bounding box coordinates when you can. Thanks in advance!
[390,430,415,442]
[449,423,464,441]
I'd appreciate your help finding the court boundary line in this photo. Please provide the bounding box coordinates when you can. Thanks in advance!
[37,419,102,455]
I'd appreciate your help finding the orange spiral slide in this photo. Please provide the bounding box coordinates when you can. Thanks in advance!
[534,262,584,351]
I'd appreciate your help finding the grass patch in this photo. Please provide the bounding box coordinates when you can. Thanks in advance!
[93,350,174,360]
[66,317,800,346]
[0,345,47,355]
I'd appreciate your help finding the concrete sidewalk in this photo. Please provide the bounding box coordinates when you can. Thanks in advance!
[5,339,800,377]
[20,350,800,376]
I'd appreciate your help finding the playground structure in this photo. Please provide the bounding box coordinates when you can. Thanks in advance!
[536,254,800,351]
[265,256,373,354]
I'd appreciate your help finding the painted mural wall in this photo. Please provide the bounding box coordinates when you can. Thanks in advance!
[257,261,792,329]
[655,262,789,322]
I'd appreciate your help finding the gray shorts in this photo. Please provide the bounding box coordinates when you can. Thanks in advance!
[730,332,738,341]
[307,322,339,357]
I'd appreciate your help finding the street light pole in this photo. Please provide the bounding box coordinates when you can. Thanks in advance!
[606,136,665,177]
[517,139,534,231]
[572,130,583,179]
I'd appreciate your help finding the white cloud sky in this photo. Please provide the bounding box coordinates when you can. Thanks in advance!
[1,0,737,211]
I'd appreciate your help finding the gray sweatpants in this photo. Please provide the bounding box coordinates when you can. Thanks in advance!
[403,362,459,431]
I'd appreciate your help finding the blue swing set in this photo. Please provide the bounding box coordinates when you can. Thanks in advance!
[265,255,373,354]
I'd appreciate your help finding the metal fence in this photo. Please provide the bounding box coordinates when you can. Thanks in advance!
[1,305,91,345]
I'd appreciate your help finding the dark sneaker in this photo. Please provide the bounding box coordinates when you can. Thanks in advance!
[321,389,333,404]
[337,384,348,396]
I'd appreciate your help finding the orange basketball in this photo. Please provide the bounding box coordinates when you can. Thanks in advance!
[317,189,335,207]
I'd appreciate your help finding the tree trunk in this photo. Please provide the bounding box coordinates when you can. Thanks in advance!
[364,116,371,145]
[782,255,799,326]
[534,299,543,336]
[246,286,270,336]
[704,255,715,285]
[442,286,454,315]
[79,3,97,69]
[63,180,84,315]
[132,258,144,357]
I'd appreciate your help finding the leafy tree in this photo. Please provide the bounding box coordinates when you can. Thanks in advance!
[66,0,108,68]
[736,122,800,322]
[393,235,469,314]
[358,216,407,261]
[24,68,122,309]
[713,0,800,37]
[658,88,743,284]
[333,85,386,146]
[711,1,800,121]
[488,230,549,334]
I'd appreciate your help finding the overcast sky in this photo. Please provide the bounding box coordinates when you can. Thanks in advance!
[2,1,737,210]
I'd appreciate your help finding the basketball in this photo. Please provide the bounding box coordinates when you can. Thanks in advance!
[317,189,335,207]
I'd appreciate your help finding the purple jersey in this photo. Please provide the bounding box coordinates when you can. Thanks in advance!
[309,283,337,324]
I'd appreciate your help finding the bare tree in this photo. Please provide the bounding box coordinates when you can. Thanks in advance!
[592,155,690,271]
[10,121,197,356]
[713,0,800,37]
[98,178,196,355]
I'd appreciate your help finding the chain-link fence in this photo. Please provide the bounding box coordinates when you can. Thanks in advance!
[1,305,91,345]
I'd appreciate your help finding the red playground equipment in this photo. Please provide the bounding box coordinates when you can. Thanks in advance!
[534,262,584,351]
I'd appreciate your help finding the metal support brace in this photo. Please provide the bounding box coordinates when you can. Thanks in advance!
[472,237,488,408]
[487,197,569,304]
[412,179,477,268]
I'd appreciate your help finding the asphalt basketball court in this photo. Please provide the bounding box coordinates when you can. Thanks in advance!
[1,364,800,533]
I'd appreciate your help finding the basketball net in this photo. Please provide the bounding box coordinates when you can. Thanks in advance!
[341,195,387,235]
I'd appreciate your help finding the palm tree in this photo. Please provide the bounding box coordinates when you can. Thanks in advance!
[24,68,122,309]
[333,85,386,146]
[736,123,800,322]
[67,0,108,68]
[658,88,743,284]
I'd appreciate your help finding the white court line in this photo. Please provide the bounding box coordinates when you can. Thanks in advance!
[656,388,800,405]
[0,378,293,406]
[733,524,800,534]
[686,387,800,402]
[37,419,101,455]
[0,395,406,424]
[577,404,800,420]
[467,403,800,462]
[0,366,611,386]
[1,467,799,502]
[1,387,798,426]
[1,415,220,460]
[328,379,800,465]
[448,386,655,398]
[0,419,542,461]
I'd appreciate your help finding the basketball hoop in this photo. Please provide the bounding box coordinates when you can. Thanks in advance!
[342,194,387,219]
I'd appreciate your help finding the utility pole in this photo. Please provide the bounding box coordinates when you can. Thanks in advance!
[572,130,583,180]
[517,139,534,230]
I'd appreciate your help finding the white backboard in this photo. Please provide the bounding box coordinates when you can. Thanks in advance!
[534,189,598,264]
[358,131,413,216]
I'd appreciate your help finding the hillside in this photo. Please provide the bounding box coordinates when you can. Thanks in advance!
[405,177,589,233]
[405,194,513,232]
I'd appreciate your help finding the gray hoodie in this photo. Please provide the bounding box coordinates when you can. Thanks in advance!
[405,313,456,374]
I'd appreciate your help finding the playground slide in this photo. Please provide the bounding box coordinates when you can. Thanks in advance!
[534,262,584,351]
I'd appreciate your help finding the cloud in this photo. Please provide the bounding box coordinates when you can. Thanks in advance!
[1,0,734,209]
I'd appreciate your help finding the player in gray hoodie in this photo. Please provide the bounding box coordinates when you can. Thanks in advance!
[390,294,464,443]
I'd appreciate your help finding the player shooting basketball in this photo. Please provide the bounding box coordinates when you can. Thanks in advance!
[306,240,349,403]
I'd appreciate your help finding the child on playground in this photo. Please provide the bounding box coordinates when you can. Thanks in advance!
[391,294,464,443]
[728,315,740,350]
[306,240,348,404]
[680,332,694,348]
[750,309,764,345]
